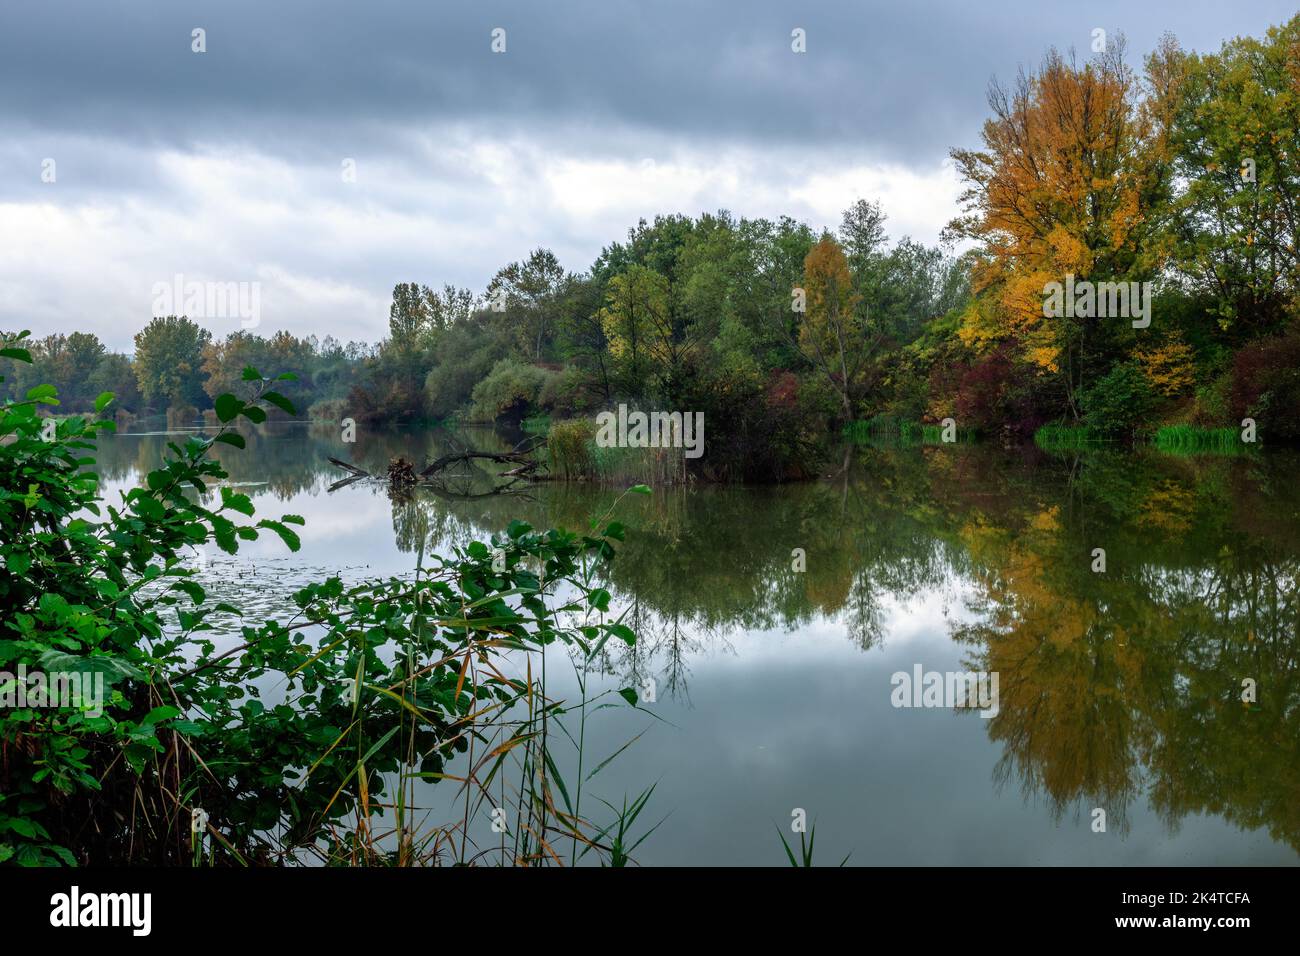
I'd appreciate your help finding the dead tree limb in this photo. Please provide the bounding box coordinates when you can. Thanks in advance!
[419,451,539,477]
[328,456,370,476]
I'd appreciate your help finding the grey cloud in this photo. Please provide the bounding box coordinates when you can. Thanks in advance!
[2,0,1296,349]
[4,0,1293,168]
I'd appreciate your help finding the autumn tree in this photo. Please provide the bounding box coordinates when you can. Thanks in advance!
[948,40,1176,418]
[795,236,863,422]
[1136,330,1197,396]
[201,331,267,402]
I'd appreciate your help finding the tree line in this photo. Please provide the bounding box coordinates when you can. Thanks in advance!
[6,16,1299,478]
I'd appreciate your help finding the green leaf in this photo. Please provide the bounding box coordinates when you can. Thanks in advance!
[261,391,296,416]
[220,487,255,516]
[628,484,652,495]
[213,433,245,449]
[258,520,301,552]
[0,347,33,363]
[241,366,262,381]
[94,391,114,413]
[603,622,636,645]
[7,818,38,839]
[241,405,267,424]
[174,579,206,604]
[140,705,181,726]
[38,650,145,683]
[618,687,638,705]
[132,494,166,521]
[214,394,243,423]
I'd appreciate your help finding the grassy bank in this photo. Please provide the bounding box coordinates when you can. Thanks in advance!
[1152,424,1253,455]
[844,416,975,445]
[1032,422,1260,456]
[1033,424,1108,450]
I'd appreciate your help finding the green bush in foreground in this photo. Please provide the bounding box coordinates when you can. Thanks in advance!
[1,331,643,866]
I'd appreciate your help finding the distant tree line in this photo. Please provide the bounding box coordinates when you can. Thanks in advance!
[5,16,1298,477]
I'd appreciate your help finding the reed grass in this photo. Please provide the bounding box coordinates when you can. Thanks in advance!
[1033,424,1106,450]
[844,416,973,445]
[1152,424,1249,455]
[546,418,689,485]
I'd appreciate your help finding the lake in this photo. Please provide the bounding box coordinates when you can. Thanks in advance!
[95,421,1300,865]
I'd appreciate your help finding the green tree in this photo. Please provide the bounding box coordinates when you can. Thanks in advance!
[133,316,211,409]
[598,264,673,397]
[1164,16,1300,338]
[488,248,565,360]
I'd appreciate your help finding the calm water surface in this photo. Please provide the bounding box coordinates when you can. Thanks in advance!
[97,422,1300,865]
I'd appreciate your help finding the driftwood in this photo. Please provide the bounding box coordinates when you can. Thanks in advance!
[325,446,544,497]
[418,451,538,477]
[328,456,368,476]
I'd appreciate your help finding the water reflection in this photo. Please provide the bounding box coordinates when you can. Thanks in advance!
[94,423,1300,863]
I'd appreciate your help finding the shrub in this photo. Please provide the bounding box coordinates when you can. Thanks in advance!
[1188,373,1231,427]
[538,366,598,417]
[671,367,826,482]
[0,335,642,866]
[546,418,596,479]
[307,397,349,422]
[423,328,507,419]
[1080,361,1156,438]
[1137,331,1198,397]
[1231,332,1300,440]
[947,345,1049,440]
[953,349,1013,431]
[469,359,552,425]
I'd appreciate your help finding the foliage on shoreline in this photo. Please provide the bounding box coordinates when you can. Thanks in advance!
[4,17,1299,477]
[0,338,649,866]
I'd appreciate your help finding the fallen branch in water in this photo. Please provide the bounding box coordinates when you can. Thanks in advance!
[324,448,546,495]
[328,456,369,476]
[419,451,539,477]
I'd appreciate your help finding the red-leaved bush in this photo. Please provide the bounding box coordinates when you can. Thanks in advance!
[1231,331,1300,439]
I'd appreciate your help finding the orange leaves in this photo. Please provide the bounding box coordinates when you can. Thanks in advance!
[949,45,1166,372]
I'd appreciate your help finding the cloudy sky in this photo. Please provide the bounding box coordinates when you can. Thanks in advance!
[0,0,1293,351]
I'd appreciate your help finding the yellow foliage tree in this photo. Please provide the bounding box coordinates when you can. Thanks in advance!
[797,236,863,421]
[1137,331,1197,396]
[948,39,1179,411]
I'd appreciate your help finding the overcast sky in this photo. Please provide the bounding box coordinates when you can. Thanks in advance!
[1,0,1294,351]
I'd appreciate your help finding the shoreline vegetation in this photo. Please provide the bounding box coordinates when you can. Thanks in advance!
[6,15,1300,485]
[1,353,661,866]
